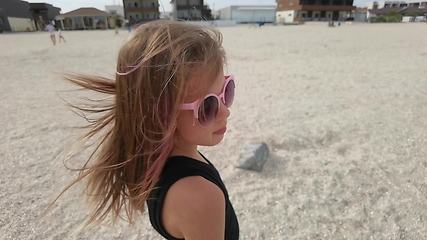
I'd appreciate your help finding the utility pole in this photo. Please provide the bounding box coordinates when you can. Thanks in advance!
[213,3,215,20]
[172,0,178,21]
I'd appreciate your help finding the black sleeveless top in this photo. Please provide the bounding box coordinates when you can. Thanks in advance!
[147,154,239,240]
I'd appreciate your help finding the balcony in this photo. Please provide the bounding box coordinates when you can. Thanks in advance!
[176,4,205,10]
[300,0,353,5]
[300,5,355,11]
[125,7,159,13]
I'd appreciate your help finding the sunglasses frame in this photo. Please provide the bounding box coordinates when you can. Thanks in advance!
[180,75,235,125]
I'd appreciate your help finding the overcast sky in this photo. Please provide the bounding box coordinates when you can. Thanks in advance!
[27,0,369,13]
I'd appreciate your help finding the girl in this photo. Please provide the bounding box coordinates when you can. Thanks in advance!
[58,29,66,43]
[57,20,239,239]
[45,23,56,45]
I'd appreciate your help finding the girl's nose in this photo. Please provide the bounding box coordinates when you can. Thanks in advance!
[217,100,230,121]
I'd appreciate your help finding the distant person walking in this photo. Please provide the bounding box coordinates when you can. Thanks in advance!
[58,29,66,43]
[46,23,56,45]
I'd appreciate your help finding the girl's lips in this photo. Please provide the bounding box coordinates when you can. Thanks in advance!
[214,127,227,134]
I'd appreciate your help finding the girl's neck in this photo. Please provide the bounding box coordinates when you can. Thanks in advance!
[169,146,206,163]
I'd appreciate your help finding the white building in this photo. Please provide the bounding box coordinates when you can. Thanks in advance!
[394,0,427,6]
[366,0,427,8]
[218,5,276,23]
[366,1,407,9]
[105,5,125,18]
[160,11,173,20]
[105,5,125,26]
[366,1,427,18]
[366,1,403,18]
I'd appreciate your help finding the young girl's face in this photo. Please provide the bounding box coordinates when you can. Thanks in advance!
[175,72,231,150]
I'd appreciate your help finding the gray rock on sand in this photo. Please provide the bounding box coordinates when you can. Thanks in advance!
[236,142,269,172]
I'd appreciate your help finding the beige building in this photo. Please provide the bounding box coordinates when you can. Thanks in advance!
[7,17,35,32]
[56,7,116,30]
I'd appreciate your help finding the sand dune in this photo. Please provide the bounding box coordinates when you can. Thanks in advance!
[1,22,427,239]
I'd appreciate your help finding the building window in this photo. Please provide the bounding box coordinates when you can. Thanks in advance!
[189,0,197,5]
[144,2,155,7]
[320,11,326,18]
[134,3,138,7]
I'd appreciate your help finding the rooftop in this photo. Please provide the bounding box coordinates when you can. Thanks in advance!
[59,7,110,17]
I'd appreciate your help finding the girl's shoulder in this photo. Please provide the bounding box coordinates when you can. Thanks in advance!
[148,154,229,238]
[162,174,226,239]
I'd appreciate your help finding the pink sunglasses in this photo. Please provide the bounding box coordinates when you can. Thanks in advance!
[180,75,235,126]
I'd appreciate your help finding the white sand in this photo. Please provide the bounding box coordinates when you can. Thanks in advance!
[1,22,427,239]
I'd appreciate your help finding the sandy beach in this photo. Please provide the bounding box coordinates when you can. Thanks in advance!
[1,22,427,239]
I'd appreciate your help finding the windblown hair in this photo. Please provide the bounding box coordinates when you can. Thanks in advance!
[55,20,226,227]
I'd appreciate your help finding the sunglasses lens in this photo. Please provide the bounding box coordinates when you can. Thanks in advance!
[198,96,218,126]
[224,80,235,107]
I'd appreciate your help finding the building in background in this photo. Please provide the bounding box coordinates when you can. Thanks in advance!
[105,5,125,27]
[365,1,407,18]
[56,8,116,30]
[160,11,173,20]
[405,0,427,6]
[351,7,368,21]
[172,0,212,20]
[276,0,356,23]
[366,0,407,9]
[366,1,427,21]
[218,5,276,23]
[29,3,61,31]
[0,0,34,32]
[106,5,125,17]
[122,0,160,25]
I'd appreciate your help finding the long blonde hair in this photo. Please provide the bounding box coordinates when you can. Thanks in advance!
[55,20,226,227]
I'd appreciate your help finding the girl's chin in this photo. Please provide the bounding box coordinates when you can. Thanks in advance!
[200,136,225,147]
